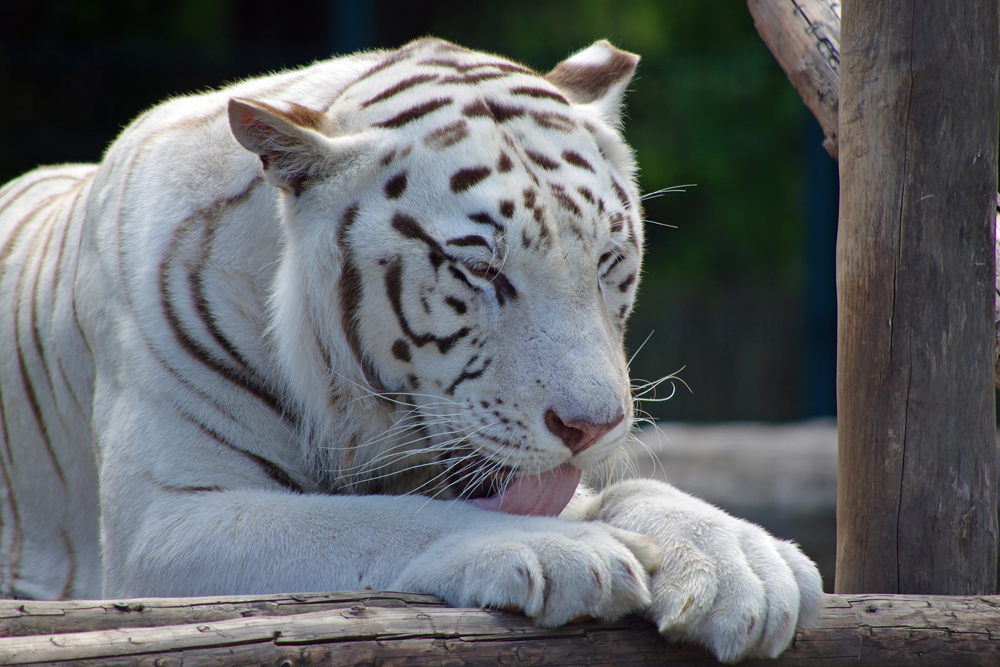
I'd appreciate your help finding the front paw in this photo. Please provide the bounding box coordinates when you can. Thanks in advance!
[596,480,823,663]
[393,519,659,626]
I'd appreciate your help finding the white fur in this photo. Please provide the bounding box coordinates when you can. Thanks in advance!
[0,38,820,662]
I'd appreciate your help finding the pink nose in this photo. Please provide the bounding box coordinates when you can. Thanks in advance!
[544,410,624,454]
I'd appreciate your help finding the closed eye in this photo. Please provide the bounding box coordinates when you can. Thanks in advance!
[462,259,495,279]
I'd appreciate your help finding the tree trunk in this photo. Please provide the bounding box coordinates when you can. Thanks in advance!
[834,0,999,594]
[2,591,999,665]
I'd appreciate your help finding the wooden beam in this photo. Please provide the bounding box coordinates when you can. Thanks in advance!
[1,592,999,665]
[835,0,999,593]
[747,0,841,158]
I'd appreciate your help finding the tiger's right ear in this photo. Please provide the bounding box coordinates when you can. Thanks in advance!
[545,41,639,127]
[228,98,330,195]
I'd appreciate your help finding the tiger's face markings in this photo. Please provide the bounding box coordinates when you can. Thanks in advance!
[450,167,492,193]
[384,171,408,199]
[232,38,643,498]
[424,120,469,150]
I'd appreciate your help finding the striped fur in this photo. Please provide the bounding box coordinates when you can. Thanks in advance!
[0,38,821,663]
[0,37,642,600]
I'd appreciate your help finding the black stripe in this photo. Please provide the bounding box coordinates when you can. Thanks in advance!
[446,358,492,396]
[0,191,62,269]
[526,150,560,171]
[391,213,447,260]
[12,211,68,487]
[467,212,504,230]
[29,208,78,429]
[530,111,576,133]
[385,259,470,354]
[450,167,492,193]
[160,484,228,493]
[420,58,534,75]
[490,273,518,307]
[600,253,627,279]
[189,183,294,422]
[509,86,569,104]
[441,71,510,84]
[447,235,492,249]
[361,73,438,107]
[59,528,76,599]
[67,176,97,361]
[550,186,582,217]
[562,150,595,173]
[158,181,294,426]
[384,171,408,199]
[424,120,469,150]
[178,410,303,493]
[0,373,25,589]
[445,296,467,315]
[448,265,477,290]
[611,178,631,208]
[497,152,514,173]
[49,182,89,412]
[374,98,453,128]
[345,51,410,90]
[338,205,389,395]
[392,339,412,362]
[112,226,251,431]
[0,174,78,225]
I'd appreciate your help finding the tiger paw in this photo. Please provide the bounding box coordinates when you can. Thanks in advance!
[591,479,823,663]
[393,519,660,626]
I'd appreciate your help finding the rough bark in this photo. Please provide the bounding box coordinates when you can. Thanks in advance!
[1,591,999,665]
[835,0,999,593]
[747,0,842,158]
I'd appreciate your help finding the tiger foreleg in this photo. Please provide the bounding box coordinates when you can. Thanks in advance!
[103,483,660,627]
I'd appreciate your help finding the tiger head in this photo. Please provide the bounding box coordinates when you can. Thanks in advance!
[229,39,643,514]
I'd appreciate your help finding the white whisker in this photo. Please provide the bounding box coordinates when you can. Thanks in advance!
[640,183,696,201]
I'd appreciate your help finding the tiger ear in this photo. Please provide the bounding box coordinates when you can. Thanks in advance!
[544,40,639,127]
[228,98,330,195]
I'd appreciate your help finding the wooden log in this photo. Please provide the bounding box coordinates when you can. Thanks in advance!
[0,591,998,665]
[749,0,1000,390]
[835,0,999,593]
[0,591,447,637]
[747,0,841,159]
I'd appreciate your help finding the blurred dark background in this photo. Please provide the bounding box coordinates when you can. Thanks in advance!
[0,0,840,423]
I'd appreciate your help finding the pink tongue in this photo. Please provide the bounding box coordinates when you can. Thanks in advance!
[469,463,582,516]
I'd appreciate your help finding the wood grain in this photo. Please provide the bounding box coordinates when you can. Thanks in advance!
[1,591,998,665]
[747,0,841,158]
[835,0,999,594]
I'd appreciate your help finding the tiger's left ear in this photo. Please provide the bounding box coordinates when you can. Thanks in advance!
[229,98,331,195]
[545,40,639,127]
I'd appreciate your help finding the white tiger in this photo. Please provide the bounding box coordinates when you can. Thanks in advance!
[0,38,821,662]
